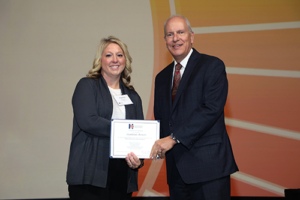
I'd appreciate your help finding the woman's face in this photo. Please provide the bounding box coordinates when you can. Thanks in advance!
[101,43,126,81]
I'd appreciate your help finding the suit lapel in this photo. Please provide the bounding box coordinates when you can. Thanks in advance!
[98,75,114,119]
[172,49,200,110]
[161,63,175,111]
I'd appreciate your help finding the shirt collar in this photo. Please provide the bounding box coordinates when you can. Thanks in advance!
[174,48,193,68]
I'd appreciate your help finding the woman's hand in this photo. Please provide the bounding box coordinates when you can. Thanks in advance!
[125,152,141,169]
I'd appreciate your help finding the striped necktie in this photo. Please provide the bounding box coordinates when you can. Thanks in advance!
[172,63,182,103]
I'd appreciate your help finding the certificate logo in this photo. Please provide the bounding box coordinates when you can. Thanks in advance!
[129,124,134,129]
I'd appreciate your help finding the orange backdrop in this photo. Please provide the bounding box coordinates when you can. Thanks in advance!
[133,0,300,197]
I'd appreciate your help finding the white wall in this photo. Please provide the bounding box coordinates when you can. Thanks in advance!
[0,0,154,198]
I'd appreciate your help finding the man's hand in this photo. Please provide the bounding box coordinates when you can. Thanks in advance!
[150,136,177,161]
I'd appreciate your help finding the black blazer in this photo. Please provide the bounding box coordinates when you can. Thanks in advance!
[154,49,238,184]
[66,75,144,193]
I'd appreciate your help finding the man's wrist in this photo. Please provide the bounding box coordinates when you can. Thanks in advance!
[170,133,180,144]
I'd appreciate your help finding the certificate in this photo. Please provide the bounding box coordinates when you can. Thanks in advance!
[110,119,160,159]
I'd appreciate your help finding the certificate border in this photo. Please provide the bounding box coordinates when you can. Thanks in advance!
[110,119,160,159]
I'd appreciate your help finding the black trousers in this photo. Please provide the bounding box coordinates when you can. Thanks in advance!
[68,185,132,200]
[69,159,132,200]
[169,166,231,200]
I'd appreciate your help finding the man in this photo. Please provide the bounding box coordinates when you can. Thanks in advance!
[150,15,238,200]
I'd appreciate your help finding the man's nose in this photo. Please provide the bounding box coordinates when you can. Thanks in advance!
[173,33,179,41]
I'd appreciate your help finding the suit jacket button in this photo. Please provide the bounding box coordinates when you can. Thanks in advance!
[169,123,172,127]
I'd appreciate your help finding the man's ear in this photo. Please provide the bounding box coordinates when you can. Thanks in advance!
[191,31,195,44]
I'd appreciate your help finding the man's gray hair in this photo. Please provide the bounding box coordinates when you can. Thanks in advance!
[163,15,193,37]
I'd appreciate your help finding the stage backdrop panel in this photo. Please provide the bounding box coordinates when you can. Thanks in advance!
[134,0,300,197]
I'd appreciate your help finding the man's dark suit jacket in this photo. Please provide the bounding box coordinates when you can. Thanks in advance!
[154,49,238,185]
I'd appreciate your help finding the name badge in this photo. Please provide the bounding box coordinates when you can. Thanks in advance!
[113,94,133,106]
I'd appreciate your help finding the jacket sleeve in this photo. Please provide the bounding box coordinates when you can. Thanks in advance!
[72,78,111,137]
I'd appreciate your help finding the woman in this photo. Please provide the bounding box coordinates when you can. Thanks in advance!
[67,36,144,200]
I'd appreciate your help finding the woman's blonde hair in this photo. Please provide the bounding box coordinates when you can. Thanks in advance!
[87,36,134,90]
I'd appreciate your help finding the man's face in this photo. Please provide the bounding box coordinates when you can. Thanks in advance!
[164,16,194,63]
